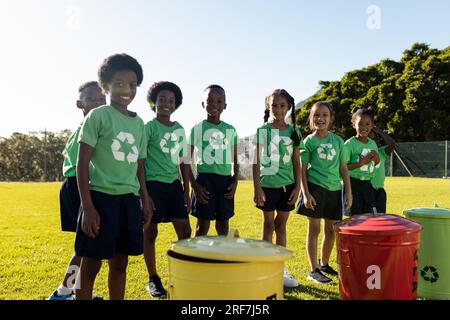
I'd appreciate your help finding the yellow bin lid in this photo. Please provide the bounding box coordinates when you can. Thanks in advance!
[170,229,293,262]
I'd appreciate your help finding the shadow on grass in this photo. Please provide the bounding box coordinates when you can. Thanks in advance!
[284,282,340,300]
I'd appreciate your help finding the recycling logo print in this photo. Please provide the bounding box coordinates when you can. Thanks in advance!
[111,131,139,164]
[209,131,229,150]
[160,132,180,155]
[420,266,439,283]
[317,143,336,161]
[269,135,293,164]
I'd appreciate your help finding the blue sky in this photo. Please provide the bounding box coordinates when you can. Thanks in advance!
[1,0,449,138]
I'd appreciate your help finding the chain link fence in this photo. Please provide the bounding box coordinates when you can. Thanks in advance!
[237,139,450,180]
[388,141,449,178]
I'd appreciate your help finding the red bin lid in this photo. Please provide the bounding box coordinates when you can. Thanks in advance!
[335,214,422,236]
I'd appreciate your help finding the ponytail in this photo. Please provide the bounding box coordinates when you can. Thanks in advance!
[289,96,301,146]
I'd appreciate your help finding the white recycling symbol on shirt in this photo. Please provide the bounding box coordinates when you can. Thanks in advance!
[111,131,139,164]
[317,143,337,161]
[209,131,229,150]
[160,132,180,155]
[360,148,375,173]
[270,135,293,164]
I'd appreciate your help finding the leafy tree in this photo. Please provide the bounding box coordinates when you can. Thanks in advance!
[296,43,450,141]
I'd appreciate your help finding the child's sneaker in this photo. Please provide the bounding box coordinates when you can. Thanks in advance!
[283,268,299,288]
[47,290,74,300]
[307,269,332,284]
[319,263,338,276]
[147,275,167,298]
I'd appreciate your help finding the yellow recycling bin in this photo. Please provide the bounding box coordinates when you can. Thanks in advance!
[167,229,293,300]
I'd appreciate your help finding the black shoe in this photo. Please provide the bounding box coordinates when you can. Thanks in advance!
[318,260,338,276]
[307,269,332,284]
[147,275,167,299]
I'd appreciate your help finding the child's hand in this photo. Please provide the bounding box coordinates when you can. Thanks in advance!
[81,207,101,238]
[254,187,266,207]
[142,196,155,230]
[304,193,317,211]
[370,150,380,164]
[184,190,192,213]
[358,153,374,166]
[344,192,353,210]
[288,187,300,205]
[193,182,210,204]
[224,181,238,199]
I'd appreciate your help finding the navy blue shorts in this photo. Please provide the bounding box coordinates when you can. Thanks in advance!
[350,177,376,215]
[374,187,387,213]
[191,173,234,221]
[60,177,81,232]
[146,180,188,224]
[257,184,296,212]
[297,182,343,221]
[75,191,144,260]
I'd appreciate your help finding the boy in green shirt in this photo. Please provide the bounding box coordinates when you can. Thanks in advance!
[48,81,105,300]
[143,81,191,299]
[189,85,239,237]
[344,107,380,215]
[75,54,152,300]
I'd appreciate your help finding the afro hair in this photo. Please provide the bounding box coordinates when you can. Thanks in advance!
[147,81,183,111]
[97,53,143,93]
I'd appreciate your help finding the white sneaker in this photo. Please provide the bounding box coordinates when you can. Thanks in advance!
[283,268,299,288]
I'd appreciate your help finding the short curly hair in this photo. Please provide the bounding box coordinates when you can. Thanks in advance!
[97,53,143,92]
[78,81,100,94]
[147,81,183,111]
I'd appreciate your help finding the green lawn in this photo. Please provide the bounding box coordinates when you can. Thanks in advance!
[0,178,449,300]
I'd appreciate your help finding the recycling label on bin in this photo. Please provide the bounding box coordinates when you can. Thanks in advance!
[421,266,439,283]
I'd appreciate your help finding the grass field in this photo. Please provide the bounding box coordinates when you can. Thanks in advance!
[0,178,449,300]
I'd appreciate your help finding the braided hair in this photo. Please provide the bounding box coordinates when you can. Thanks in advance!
[265,89,301,146]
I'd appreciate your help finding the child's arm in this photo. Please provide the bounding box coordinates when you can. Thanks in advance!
[180,162,192,213]
[225,145,239,199]
[76,143,100,238]
[137,159,154,229]
[373,127,395,154]
[252,144,266,207]
[300,164,316,210]
[288,147,301,205]
[188,144,209,203]
[340,162,353,210]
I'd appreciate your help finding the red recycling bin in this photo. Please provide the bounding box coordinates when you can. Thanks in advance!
[335,214,422,300]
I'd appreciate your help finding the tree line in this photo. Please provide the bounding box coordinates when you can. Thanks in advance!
[0,130,70,181]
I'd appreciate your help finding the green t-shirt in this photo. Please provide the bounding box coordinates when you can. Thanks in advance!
[144,118,187,183]
[253,124,301,188]
[344,136,379,181]
[301,132,345,191]
[371,146,388,189]
[62,124,82,177]
[78,105,147,196]
[189,120,239,176]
